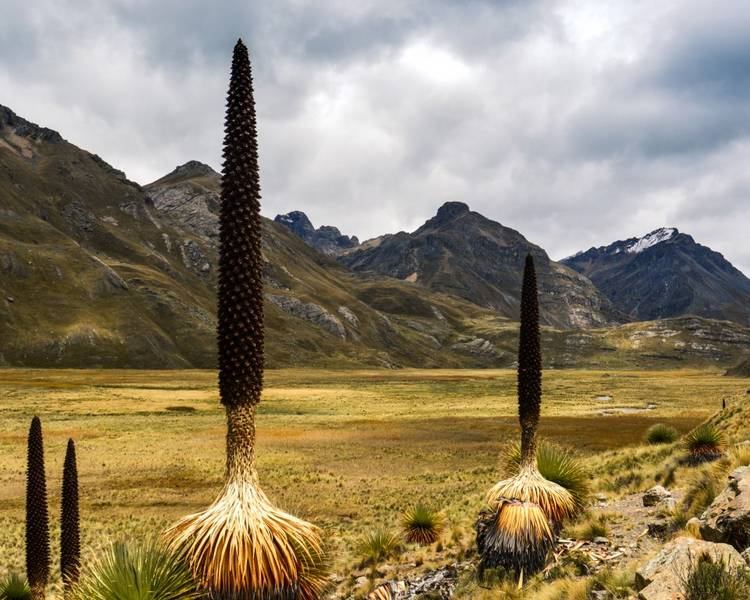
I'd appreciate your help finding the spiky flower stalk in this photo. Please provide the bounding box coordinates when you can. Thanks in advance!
[61,439,80,595]
[518,254,542,471]
[479,255,575,576]
[26,416,49,600]
[165,39,325,599]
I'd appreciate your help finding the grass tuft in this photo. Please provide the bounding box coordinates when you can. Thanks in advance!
[681,553,750,600]
[358,528,401,565]
[646,423,679,445]
[401,504,446,546]
[504,440,590,516]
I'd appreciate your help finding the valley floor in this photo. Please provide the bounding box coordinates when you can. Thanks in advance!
[0,368,747,597]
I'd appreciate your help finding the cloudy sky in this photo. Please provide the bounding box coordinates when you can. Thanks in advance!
[2,0,749,273]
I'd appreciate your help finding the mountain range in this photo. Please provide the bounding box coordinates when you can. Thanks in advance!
[562,228,750,326]
[2,103,750,369]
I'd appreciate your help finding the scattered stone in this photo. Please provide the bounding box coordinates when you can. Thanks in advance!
[647,518,671,540]
[594,536,610,545]
[643,486,672,507]
[5,296,14,303]
[699,466,750,549]
[659,497,677,511]
[636,537,745,600]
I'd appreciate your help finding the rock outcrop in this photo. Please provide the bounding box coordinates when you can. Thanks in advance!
[699,466,750,549]
[274,211,359,256]
[635,537,745,600]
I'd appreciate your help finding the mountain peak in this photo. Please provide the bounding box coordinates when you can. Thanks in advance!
[170,160,219,178]
[435,201,470,222]
[0,104,64,144]
[275,211,359,255]
[624,227,678,254]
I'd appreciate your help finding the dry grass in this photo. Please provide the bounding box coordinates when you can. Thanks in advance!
[0,368,745,598]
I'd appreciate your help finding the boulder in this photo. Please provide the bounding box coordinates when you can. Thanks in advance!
[635,537,745,600]
[643,486,672,507]
[699,466,750,549]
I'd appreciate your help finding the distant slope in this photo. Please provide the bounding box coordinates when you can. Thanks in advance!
[563,228,750,326]
[726,357,750,377]
[339,201,623,329]
[0,104,513,368]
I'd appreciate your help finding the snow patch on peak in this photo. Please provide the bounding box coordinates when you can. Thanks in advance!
[626,228,677,254]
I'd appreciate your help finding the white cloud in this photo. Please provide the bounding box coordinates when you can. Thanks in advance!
[1,0,749,274]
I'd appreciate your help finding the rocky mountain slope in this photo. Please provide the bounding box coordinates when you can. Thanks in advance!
[563,228,750,326]
[3,103,750,369]
[0,104,517,368]
[274,211,359,255]
[339,201,622,329]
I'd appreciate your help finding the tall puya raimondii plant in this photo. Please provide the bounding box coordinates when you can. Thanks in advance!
[27,416,50,600]
[61,439,80,595]
[165,39,325,599]
[477,255,575,576]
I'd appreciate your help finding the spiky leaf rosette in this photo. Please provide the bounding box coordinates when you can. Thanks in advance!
[26,416,49,600]
[217,37,265,409]
[486,468,576,528]
[61,439,80,592]
[166,404,327,599]
[401,504,446,546]
[475,500,554,576]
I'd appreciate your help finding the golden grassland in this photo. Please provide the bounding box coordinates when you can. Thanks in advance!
[0,368,747,597]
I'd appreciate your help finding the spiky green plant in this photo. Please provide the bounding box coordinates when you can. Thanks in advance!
[685,424,725,464]
[359,529,401,565]
[26,416,49,600]
[61,439,80,595]
[479,255,575,578]
[504,440,590,516]
[71,539,200,600]
[0,574,31,600]
[401,504,446,546]
[646,423,679,445]
[164,39,326,600]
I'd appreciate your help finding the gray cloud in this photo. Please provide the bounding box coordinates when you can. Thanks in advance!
[1,0,749,275]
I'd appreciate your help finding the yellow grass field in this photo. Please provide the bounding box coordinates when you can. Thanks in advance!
[0,368,747,597]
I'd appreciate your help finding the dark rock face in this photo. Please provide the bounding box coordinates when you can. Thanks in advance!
[699,466,750,549]
[274,211,359,256]
[0,104,64,143]
[563,228,750,327]
[340,202,621,329]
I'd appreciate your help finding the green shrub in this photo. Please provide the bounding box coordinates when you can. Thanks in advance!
[401,504,445,546]
[685,424,725,464]
[358,529,401,565]
[505,440,590,515]
[71,538,199,600]
[681,553,750,600]
[0,574,31,600]
[646,424,679,445]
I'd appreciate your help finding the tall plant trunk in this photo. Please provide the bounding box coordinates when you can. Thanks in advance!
[226,403,258,483]
[26,416,49,600]
[61,439,80,597]
[518,254,541,470]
